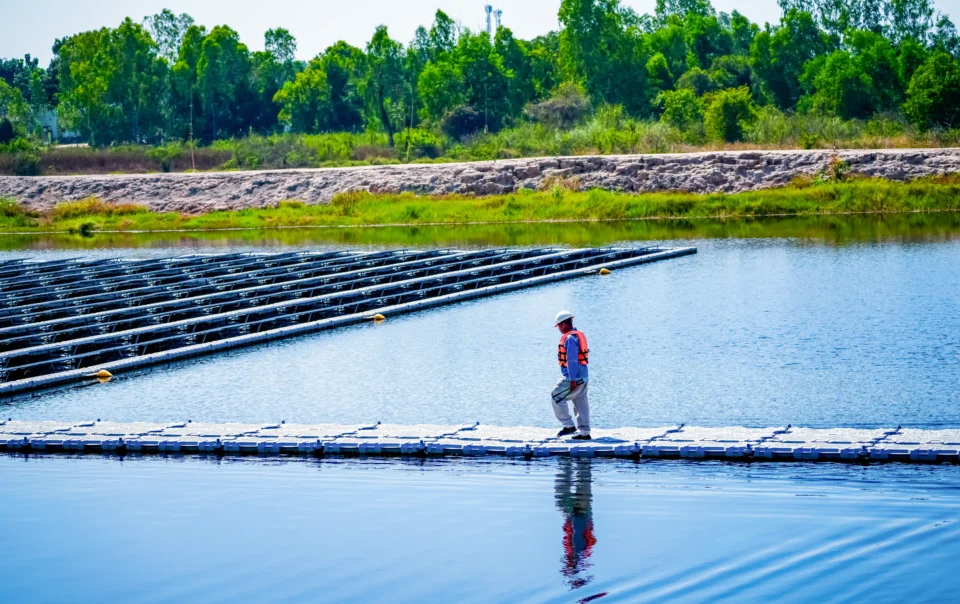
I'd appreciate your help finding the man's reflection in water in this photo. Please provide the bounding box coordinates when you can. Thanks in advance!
[554,458,599,593]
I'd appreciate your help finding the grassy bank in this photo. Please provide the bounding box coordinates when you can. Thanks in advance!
[4,112,960,176]
[2,175,960,234]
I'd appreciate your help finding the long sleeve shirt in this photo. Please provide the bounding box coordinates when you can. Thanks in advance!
[561,333,589,382]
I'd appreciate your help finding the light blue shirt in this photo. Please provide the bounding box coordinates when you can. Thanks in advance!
[561,332,589,383]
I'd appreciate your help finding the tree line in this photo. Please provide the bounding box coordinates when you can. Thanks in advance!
[2,0,960,149]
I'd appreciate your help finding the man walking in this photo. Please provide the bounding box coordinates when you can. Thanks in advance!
[552,310,591,440]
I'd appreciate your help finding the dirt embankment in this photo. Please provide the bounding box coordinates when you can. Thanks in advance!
[2,149,959,213]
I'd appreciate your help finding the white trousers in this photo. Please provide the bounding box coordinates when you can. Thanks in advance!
[551,378,590,435]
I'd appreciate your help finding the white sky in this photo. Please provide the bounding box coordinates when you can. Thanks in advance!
[3,0,960,66]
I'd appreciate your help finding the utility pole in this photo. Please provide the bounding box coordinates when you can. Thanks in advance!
[484,83,489,134]
[189,90,195,170]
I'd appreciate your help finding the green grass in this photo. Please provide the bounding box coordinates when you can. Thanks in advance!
[9,111,960,176]
[2,175,960,234]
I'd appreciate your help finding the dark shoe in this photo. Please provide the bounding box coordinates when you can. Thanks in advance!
[572,434,592,441]
[557,427,577,438]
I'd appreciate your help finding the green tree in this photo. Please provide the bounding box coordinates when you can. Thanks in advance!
[898,37,929,84]
[647,52,674,91]
[251,29,303,134]
[143,9,194,64]
[886,0,935,43]
[654,0,714,22]
[932,15,960,57]
[56,29,114,143]
[321,42,366,132]
[904,50,960,129]
[363,26,406,145]
[801,51,874,118]
[676,66,718,95]
[704,86,756,141]
[428,11,459,61]
[171,24,207,141]
[800,30,901,119]
[57,19,167,144]
[196,25,252,140]
[495,27,536,114]
[0,55,40,100]
[559,0,649,114]
[0,79,33,137]
[657,87,702,128]
[751,9,829,110]
[729,11,759,55]
[113,18,168,142]
[265,28,297,65]
[777,0,884,40]
[645,17,688,82]
[456,30,513,130]
[418,60,465,122]
[710,55,756,92]
[274,58,331,132]
[683,13,733,69]
[527,33,561,99]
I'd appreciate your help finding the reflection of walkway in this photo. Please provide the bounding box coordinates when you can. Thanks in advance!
[554,458,603,596]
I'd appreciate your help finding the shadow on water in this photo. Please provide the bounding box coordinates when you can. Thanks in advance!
[1,212,960,251]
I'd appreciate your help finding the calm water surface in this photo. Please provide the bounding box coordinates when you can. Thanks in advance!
[0,454,958,603]
[2,215,957,428]
[2,215,959,602]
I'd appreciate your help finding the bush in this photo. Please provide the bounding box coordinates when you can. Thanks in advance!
[0,197,27,217]
[800,133,820,149]
[351,145,398,162]
[330,190,366,216]
[441,106,486,140]
[816,155,851,184]
[395,128,443,159]
[676,67,719,96]
[523,83,591,129]
[13,149,41,176]
[704,87,758,143]
[657,89,704,130]
[214,132,396,169]
[863,115,906,138]
[146,143,184,172]
[51,197,147,220]
[904,51,960,130]
[0,145,230,175]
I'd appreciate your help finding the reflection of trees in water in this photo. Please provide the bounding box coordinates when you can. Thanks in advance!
[555,458,599,593]
[10,212,960,252]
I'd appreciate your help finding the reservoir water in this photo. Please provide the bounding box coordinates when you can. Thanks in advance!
[2,214,959,601]
[1,454,958,602]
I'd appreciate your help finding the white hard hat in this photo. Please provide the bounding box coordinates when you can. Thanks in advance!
[554,310,575,326]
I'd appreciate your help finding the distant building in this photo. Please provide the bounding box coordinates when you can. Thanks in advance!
[37,108,59,142]
[36,108,80,144]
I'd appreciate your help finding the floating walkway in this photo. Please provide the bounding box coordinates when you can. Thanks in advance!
[0,246,694,397]
[1,420,957,464]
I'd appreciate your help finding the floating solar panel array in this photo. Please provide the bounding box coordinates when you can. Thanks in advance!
[0,246,695,396]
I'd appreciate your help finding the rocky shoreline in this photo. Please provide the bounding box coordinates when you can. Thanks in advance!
[2,148,959,213]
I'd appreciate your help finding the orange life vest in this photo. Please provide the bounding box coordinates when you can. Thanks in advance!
[558,330,589,367]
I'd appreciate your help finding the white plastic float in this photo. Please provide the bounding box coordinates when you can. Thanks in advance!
[1,420,957,464]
